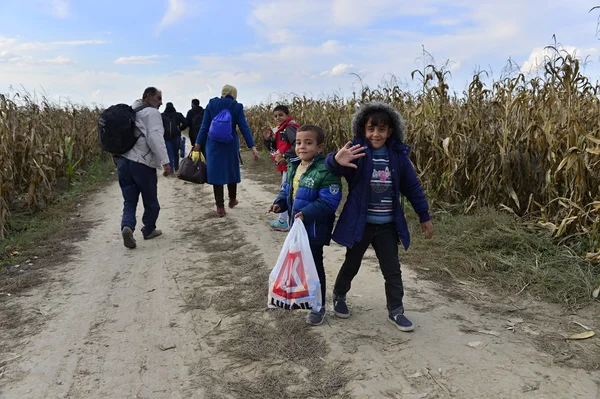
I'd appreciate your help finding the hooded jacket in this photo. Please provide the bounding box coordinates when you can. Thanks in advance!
[325,101,430,250]
[273,153,342,246]
[161,103,188,137]
[121,99,170,169]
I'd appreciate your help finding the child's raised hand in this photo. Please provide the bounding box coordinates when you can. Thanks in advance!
[263,126,273,139]
[334,142,366,169]
[269,204,281,213]
[421,220,434,239]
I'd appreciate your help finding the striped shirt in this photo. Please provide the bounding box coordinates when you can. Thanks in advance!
[366,147,394,224]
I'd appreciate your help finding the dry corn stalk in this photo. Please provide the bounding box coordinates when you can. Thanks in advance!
[245,50,600,251]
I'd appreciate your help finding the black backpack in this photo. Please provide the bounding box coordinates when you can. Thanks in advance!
[162,113,179,139]
[98,103,151,154]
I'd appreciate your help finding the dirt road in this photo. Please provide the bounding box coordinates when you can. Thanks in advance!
[1,167,599,398]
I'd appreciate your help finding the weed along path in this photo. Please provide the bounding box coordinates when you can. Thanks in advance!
[1,167,599,398]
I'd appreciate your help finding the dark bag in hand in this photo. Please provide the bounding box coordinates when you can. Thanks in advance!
[177,152,207,184]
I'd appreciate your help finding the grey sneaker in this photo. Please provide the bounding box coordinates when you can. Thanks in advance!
[306,307,326,326]
[122,226,136,249]
[143,229,162,240]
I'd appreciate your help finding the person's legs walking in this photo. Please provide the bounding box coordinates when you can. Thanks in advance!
[115,157,140,249]
[227,184,238,208]
[165,139,175,172]
[130,162,160,238]
[213,185,226,216]
[173,135,181,171]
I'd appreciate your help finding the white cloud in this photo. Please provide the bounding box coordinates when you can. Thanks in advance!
[50,0,70,18]
[43,56,75,65]
[0,52,33,64]
[0,51,74,66]
[156,0,187,35]
[321,63,354,77]
[114,55,168,65]
[16,40,106,52]
[248,0,446,41]
[520,46,600,74]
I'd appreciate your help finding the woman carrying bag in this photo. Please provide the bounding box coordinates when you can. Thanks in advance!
[191,85,259,217]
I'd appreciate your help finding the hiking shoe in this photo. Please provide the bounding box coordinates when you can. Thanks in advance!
[333,295,350,318]
[306,307,326,326]
[122,226,136,249]
[269,219,289,232]
[228,199,239,208]
[388,314,414,332]
[216,207,226,217]
[143,229,162,240]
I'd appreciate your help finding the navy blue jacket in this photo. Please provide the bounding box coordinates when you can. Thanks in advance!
[325,102,430,250]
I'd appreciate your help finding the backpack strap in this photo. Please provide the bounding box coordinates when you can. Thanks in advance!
[133,104,152,112]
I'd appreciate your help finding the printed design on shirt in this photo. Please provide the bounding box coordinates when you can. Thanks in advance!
[329,184,340,195]
[371,164,392,194]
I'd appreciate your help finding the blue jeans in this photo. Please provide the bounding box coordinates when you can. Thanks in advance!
[165,135,181,171]
[115,157,160,236]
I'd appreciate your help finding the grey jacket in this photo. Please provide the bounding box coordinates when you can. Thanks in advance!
[122,99,170,169]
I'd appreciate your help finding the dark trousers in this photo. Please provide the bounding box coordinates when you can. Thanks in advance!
[165,135,181,171]
[310,244,327,306]
[213,184,237,207]
[333,223,404,315]
[115,157,160,236]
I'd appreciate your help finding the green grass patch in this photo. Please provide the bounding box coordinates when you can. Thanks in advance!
[0,157,117,293]
[403,207,600,308]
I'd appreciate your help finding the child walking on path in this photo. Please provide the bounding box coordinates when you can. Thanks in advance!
[325,102,434,332]
[264,105,300,232]
[269,124,342,326]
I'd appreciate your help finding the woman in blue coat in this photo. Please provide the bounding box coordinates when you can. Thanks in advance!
[192,85,259,217]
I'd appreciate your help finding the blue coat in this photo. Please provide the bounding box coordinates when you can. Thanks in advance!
[195,95,255,185]
[274,154,342,247]
[324,101,431,251]
[325,136,430,250]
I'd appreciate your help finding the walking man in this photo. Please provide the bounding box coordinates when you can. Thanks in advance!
[114,87,171,249]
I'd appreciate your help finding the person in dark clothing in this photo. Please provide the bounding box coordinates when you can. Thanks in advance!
[186,99,204,148]
[161,102,188,172]
[325,101,434,333]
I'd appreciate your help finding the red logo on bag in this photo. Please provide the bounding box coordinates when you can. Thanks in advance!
[273,250,309,299]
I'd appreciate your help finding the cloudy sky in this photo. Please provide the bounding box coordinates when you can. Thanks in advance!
[1,0,599,112]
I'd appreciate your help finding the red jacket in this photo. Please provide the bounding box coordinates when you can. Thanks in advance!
[268,117,299,172]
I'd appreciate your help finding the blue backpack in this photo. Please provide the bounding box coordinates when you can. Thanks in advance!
[208,108,234,143]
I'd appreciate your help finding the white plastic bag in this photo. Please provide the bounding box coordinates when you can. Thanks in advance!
[268,221,322,311]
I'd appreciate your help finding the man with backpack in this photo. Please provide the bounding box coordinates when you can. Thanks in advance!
[186,98,204,147]
[114,87,171,249]
[161,102,188,172]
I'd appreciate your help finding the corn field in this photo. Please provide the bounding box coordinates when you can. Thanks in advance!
[245,52,600,257]
[0,93,103,239]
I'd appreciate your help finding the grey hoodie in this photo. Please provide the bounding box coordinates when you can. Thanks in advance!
[122,99,170,169]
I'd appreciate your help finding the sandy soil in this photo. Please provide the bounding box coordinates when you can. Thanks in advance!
[0,164,599,398]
